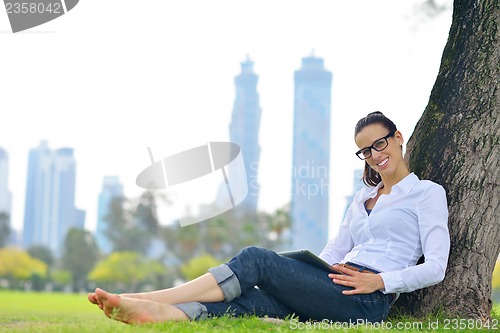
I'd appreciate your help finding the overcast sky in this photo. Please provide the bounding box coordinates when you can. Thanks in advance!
[0,0,452,239]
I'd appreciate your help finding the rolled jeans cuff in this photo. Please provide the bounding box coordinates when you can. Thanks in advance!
[208,263,241,302]
[173,302,208,321]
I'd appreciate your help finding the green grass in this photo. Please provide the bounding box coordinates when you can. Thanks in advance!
[0,290,498,332]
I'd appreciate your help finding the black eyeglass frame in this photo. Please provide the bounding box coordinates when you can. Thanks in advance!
[355,130,397,160]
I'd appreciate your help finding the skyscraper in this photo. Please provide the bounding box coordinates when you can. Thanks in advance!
[0,147,12,245]
[291,53,332,254]
[228,55,262,214]
[23,141,84,256]
[0,148,12,217]
[95,176,123,254]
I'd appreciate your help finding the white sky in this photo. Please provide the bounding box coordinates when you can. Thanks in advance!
[0,0,452,239]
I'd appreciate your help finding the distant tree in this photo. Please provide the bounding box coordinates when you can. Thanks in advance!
[203,218,230,256]
[61,228,99,292]
[263,207,292,252]
[27,245,54,269]
[180,254,223,281]
[0,247,47,288]
[161,205,292,263]
[395,0,500,320]
[105,196,151,254]
[175,224,202,260]
[51,269,72,290]
[209,211,268,256]
[88,251,164,292]
[0,212,10,248]
[134,191,161,234]
[27,245,54,291]
[418,0,451,18]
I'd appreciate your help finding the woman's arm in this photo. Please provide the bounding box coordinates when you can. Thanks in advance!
[379,183,450,294]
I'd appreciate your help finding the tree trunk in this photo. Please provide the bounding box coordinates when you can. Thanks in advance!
[394,0,500,320]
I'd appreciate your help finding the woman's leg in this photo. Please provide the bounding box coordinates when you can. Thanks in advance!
[88,273,224,306]
[90,246,391,323]
[94,288,189,324]
[126,273,225,304]
[202,287,295,319]
[217,246,391,322]
[153,246,390,322]
[174,287,295,321]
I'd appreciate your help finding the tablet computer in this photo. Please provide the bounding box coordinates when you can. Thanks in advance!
[278,249,340,273]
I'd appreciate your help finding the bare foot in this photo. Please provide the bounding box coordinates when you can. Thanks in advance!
[95,288,188,324]
[119,292,145,300]
[90,290,142,305]
[88,292,103,309]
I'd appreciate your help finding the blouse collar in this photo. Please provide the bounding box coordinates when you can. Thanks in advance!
[363,172,419,199]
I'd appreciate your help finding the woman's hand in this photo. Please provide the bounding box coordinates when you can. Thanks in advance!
[328,265,385,295]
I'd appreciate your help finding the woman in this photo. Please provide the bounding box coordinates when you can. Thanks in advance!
[88,111,450,324]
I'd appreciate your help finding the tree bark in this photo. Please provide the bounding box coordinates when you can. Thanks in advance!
[394,0,500,320]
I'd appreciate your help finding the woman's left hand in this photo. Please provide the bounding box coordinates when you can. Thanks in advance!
[328,265,385,295]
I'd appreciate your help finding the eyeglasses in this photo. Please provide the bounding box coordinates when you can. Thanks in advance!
[355,130,396,160]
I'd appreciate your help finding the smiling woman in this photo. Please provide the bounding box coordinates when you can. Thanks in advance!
[86,112,450,325]
[353,111,404,188]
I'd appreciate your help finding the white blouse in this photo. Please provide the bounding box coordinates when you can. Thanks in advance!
[319,173,450,294]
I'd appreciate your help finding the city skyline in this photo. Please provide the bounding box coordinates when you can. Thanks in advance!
[0,0,453,242]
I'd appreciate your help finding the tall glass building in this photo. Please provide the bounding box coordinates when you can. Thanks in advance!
[291,54,332,254]
[0,147,12,245]
[0,148,12,218]
[23,141,84,256]
[95,176,123,254]
[228,56,262,214]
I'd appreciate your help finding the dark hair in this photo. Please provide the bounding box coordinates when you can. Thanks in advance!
[354,111,398,187]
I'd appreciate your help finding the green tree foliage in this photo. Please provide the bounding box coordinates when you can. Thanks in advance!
[203,218,230,255]
[134,191,161,234]
[27,245,54,291]
[0,247,47,287]
[51,269,72,287]
[88,251,164,291]
[104,195,155,254]
[27,245,54,269]
[493,261,500,290]
[176,223,202,259]
[262,207,292,251]
[180,254,223,281]
[0,212,10,248]
[61,228,99,291]
[162,206,292,262]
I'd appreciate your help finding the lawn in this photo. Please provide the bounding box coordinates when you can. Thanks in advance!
[0,290,498,332]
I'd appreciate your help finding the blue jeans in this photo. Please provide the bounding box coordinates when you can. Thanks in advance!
[173,246,392,322]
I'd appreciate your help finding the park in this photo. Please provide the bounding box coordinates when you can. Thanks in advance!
[0,0,499,331]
